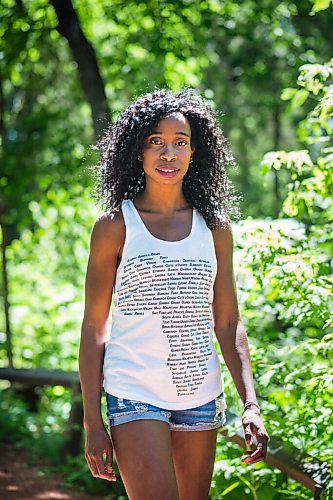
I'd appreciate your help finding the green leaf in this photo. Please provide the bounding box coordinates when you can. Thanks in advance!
[257,484,277,500]
[291,89,310,109]
[221,481,241,496]
[310,0,331,14]
[281,88,298,101]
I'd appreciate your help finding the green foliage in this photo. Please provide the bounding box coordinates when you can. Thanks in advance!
[1,1,333,498]
[0,0,93,235]
[213,54,332,499]
[211,437,312,499]
[0,384,71,460]
[0,383,128,497]
[233,217,332,448]
[3,0,333,234]
[60,454,127,498]
[1,186,98,368]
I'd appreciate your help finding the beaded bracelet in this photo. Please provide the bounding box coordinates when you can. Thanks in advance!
[243,401,260,413]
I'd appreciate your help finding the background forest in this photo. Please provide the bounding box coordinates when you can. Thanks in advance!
[0,0,332,499]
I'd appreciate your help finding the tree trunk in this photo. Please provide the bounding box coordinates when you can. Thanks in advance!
[61,383,84,458]
[0,76,14,368]
[49,0,110,140]
[0,221,13,368]
[272,87,281,217]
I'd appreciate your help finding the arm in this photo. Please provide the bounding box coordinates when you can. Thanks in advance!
[79,211,123,481]
[212,225,269,464]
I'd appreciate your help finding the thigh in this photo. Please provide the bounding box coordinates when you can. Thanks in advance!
[171,428,218,500]
[110,420,179,500]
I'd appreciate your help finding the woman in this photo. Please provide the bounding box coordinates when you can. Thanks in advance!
[79,88,269,499]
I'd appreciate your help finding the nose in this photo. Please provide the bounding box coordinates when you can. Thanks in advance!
[160,144,177,161]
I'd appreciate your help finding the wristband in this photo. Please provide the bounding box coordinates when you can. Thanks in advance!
[243,401,260,413]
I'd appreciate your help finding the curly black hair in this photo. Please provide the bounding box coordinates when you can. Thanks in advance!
[91,88,241,229]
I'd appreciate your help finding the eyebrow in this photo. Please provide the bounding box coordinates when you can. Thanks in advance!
[150,130,190,138]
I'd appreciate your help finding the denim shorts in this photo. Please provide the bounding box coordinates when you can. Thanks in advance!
[105,392,227,431]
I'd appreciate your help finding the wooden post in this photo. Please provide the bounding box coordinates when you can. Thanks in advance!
[60,382,84,458]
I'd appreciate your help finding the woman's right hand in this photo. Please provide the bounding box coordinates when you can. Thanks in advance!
[84,426,117,481]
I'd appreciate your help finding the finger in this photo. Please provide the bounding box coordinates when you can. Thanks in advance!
[87,456,99,478]
[242,452,263,464]
[262,434,269,459]
[242,442,263,459]
[95,455,116,482]
[105,447,116,479]
[244,454,265,465]
[243,424,253,447]
[94,455,109,480]
[254,430,267,459]
[246,442,263,458]
[241,443,264,464]
[243,457,263,465]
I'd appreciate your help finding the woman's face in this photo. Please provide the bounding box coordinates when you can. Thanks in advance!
[140,112,194,186]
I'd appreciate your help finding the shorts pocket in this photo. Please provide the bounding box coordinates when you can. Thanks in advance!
[129,400,149,412]
[106,393,151,416]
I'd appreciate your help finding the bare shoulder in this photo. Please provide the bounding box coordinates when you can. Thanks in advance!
[90,206,125,257]
[83,208,125,326]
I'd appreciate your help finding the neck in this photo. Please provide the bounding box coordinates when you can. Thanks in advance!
[135,183,190,214]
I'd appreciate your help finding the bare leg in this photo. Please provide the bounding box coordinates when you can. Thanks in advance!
[110,420,179,500]
[171,428,218,500]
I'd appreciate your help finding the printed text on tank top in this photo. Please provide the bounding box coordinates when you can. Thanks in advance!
[103,198,224,410]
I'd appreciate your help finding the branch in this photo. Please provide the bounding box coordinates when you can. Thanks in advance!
[50,0,110,140]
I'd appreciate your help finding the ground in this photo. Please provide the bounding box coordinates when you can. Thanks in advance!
[0,443,98,500]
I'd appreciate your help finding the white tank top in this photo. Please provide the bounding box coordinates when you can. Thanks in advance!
[103,199,223,410]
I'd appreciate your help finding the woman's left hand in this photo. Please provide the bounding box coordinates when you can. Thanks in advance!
[241,409,269,465]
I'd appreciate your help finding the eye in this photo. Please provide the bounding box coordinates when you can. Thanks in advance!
[177,140,188,146]
[149,137,162,145]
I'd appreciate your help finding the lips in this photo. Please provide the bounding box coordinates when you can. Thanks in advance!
[155,166,180,177]
[156,165,179,172]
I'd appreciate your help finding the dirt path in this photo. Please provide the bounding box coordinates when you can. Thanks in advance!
[0,443,99,500]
